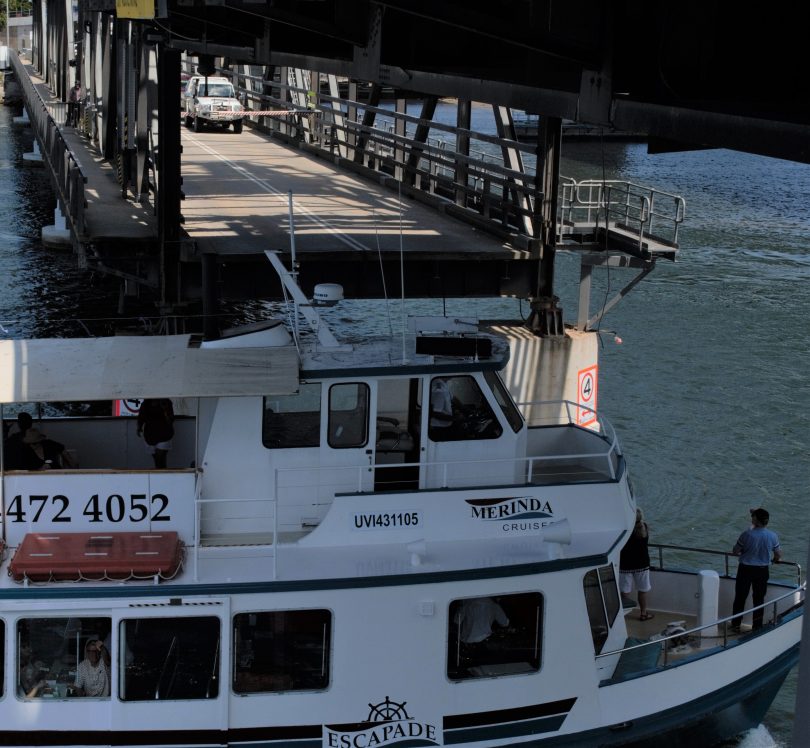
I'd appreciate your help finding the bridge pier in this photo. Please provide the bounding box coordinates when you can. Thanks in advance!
[41,205,71,250]
[22,138,43,165]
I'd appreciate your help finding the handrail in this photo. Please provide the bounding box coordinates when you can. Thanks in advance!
[182,60,686,252]
[596,583,805,667]
[559,179,685,250]
[9,50,88,238]
[650,542,803,587]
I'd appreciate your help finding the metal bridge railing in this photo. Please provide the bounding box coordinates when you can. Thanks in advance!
[9,50,87,238]
[183,61,686,253]
[559,179,686,250]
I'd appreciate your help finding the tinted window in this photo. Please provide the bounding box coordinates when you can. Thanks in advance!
[583,565,619,654]
[233,610,331,693]
[263,383,321,448]
[484,371,523,433]
[18,616,111,699]
[328,383,369,448]
[120,616,220,701]
[447,593,542,681]
[429,376,502,442]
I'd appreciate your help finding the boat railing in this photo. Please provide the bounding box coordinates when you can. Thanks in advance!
[596,582,805,671]
[515,399,615,435]
[650,542,803,587]
[270,415,619,517]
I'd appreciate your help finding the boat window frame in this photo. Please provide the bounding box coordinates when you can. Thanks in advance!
[262,382,322,449]
[428,375,503,442]
[16,615,112,700]
[446,591,543,682]
[118,615,221,702]
[583,564,620,655]
[232,608,332,694]
[483,370,524,433]
[327,382,370,449]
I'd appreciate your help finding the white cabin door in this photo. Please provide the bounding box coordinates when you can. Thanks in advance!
[374,377,422,491]
[322,381,375,494]
[111,598,230,738]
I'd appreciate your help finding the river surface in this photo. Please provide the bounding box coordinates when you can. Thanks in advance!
[1,100,809,746]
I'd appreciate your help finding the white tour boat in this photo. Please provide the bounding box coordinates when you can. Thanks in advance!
[0,250,803,747]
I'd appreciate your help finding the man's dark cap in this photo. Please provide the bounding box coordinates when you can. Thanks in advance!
[751,507,770,525]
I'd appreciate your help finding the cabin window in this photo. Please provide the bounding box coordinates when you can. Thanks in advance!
[447,593,542,681]
[583,565,620,654]
[233,610,331,693]
[483,371,523,433]
[263,382,322,448]
[17,616,112,699]
[119,616,220,701]
[429,376,502,442]
[328,383,369,448]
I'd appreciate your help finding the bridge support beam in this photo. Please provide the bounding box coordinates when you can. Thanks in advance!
[157,44,182,308]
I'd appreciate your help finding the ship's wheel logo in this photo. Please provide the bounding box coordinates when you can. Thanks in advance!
[324,696,439,748]
[367,696,410,723]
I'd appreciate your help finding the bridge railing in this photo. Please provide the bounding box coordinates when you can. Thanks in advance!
[184,61,684,253]
[9,50,87,238]
[559,179,686,249]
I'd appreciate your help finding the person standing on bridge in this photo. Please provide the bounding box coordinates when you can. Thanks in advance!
[67,81,82,127]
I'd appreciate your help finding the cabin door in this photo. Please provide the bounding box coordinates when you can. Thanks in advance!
[323,381,376,493]
[111,598,230,737]
[374,378,422,491]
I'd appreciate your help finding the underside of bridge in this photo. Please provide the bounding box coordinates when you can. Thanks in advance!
[24,0,810,334]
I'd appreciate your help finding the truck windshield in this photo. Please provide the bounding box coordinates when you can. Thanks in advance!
[199,83,234,97]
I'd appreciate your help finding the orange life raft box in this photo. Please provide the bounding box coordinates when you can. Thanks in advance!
[9,531,183,582]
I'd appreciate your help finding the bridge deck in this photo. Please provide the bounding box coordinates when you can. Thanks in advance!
[181,127,521,262]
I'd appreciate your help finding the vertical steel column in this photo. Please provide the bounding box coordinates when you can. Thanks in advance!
[493,104,533,236]
[404,96,437,188]
[394,97,406,181]
[101,16,117,160]
[526,116,563,337]
[157,45,182,308]
[353,83,381,165]
[454,100,471,206]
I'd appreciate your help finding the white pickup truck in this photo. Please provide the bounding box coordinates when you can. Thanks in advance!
[183,75,244,133]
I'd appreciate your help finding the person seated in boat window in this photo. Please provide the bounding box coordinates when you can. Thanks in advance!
[3,412,33,469]
[74,639,110,697]
[456,596,510,650]
[20,428,75,470]
[19,648,49,698]
[429,378,459,441]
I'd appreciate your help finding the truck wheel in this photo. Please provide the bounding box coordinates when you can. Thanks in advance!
[184,114,192,127]
[193,116,203,133]
[232,120,243,134]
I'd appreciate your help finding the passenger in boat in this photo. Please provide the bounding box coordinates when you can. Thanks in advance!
[730,507,782,632]
[456,596,510,649]
[620,509,654,621]
[137,398,175,468]
[74,639,110,697]
[19,650,49,698]
[21,428,74,470]
[429,378,457,440]
[3,412,33,469]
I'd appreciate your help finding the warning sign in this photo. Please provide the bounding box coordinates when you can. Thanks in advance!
[576,365,598,427]
[114,399,142,417]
